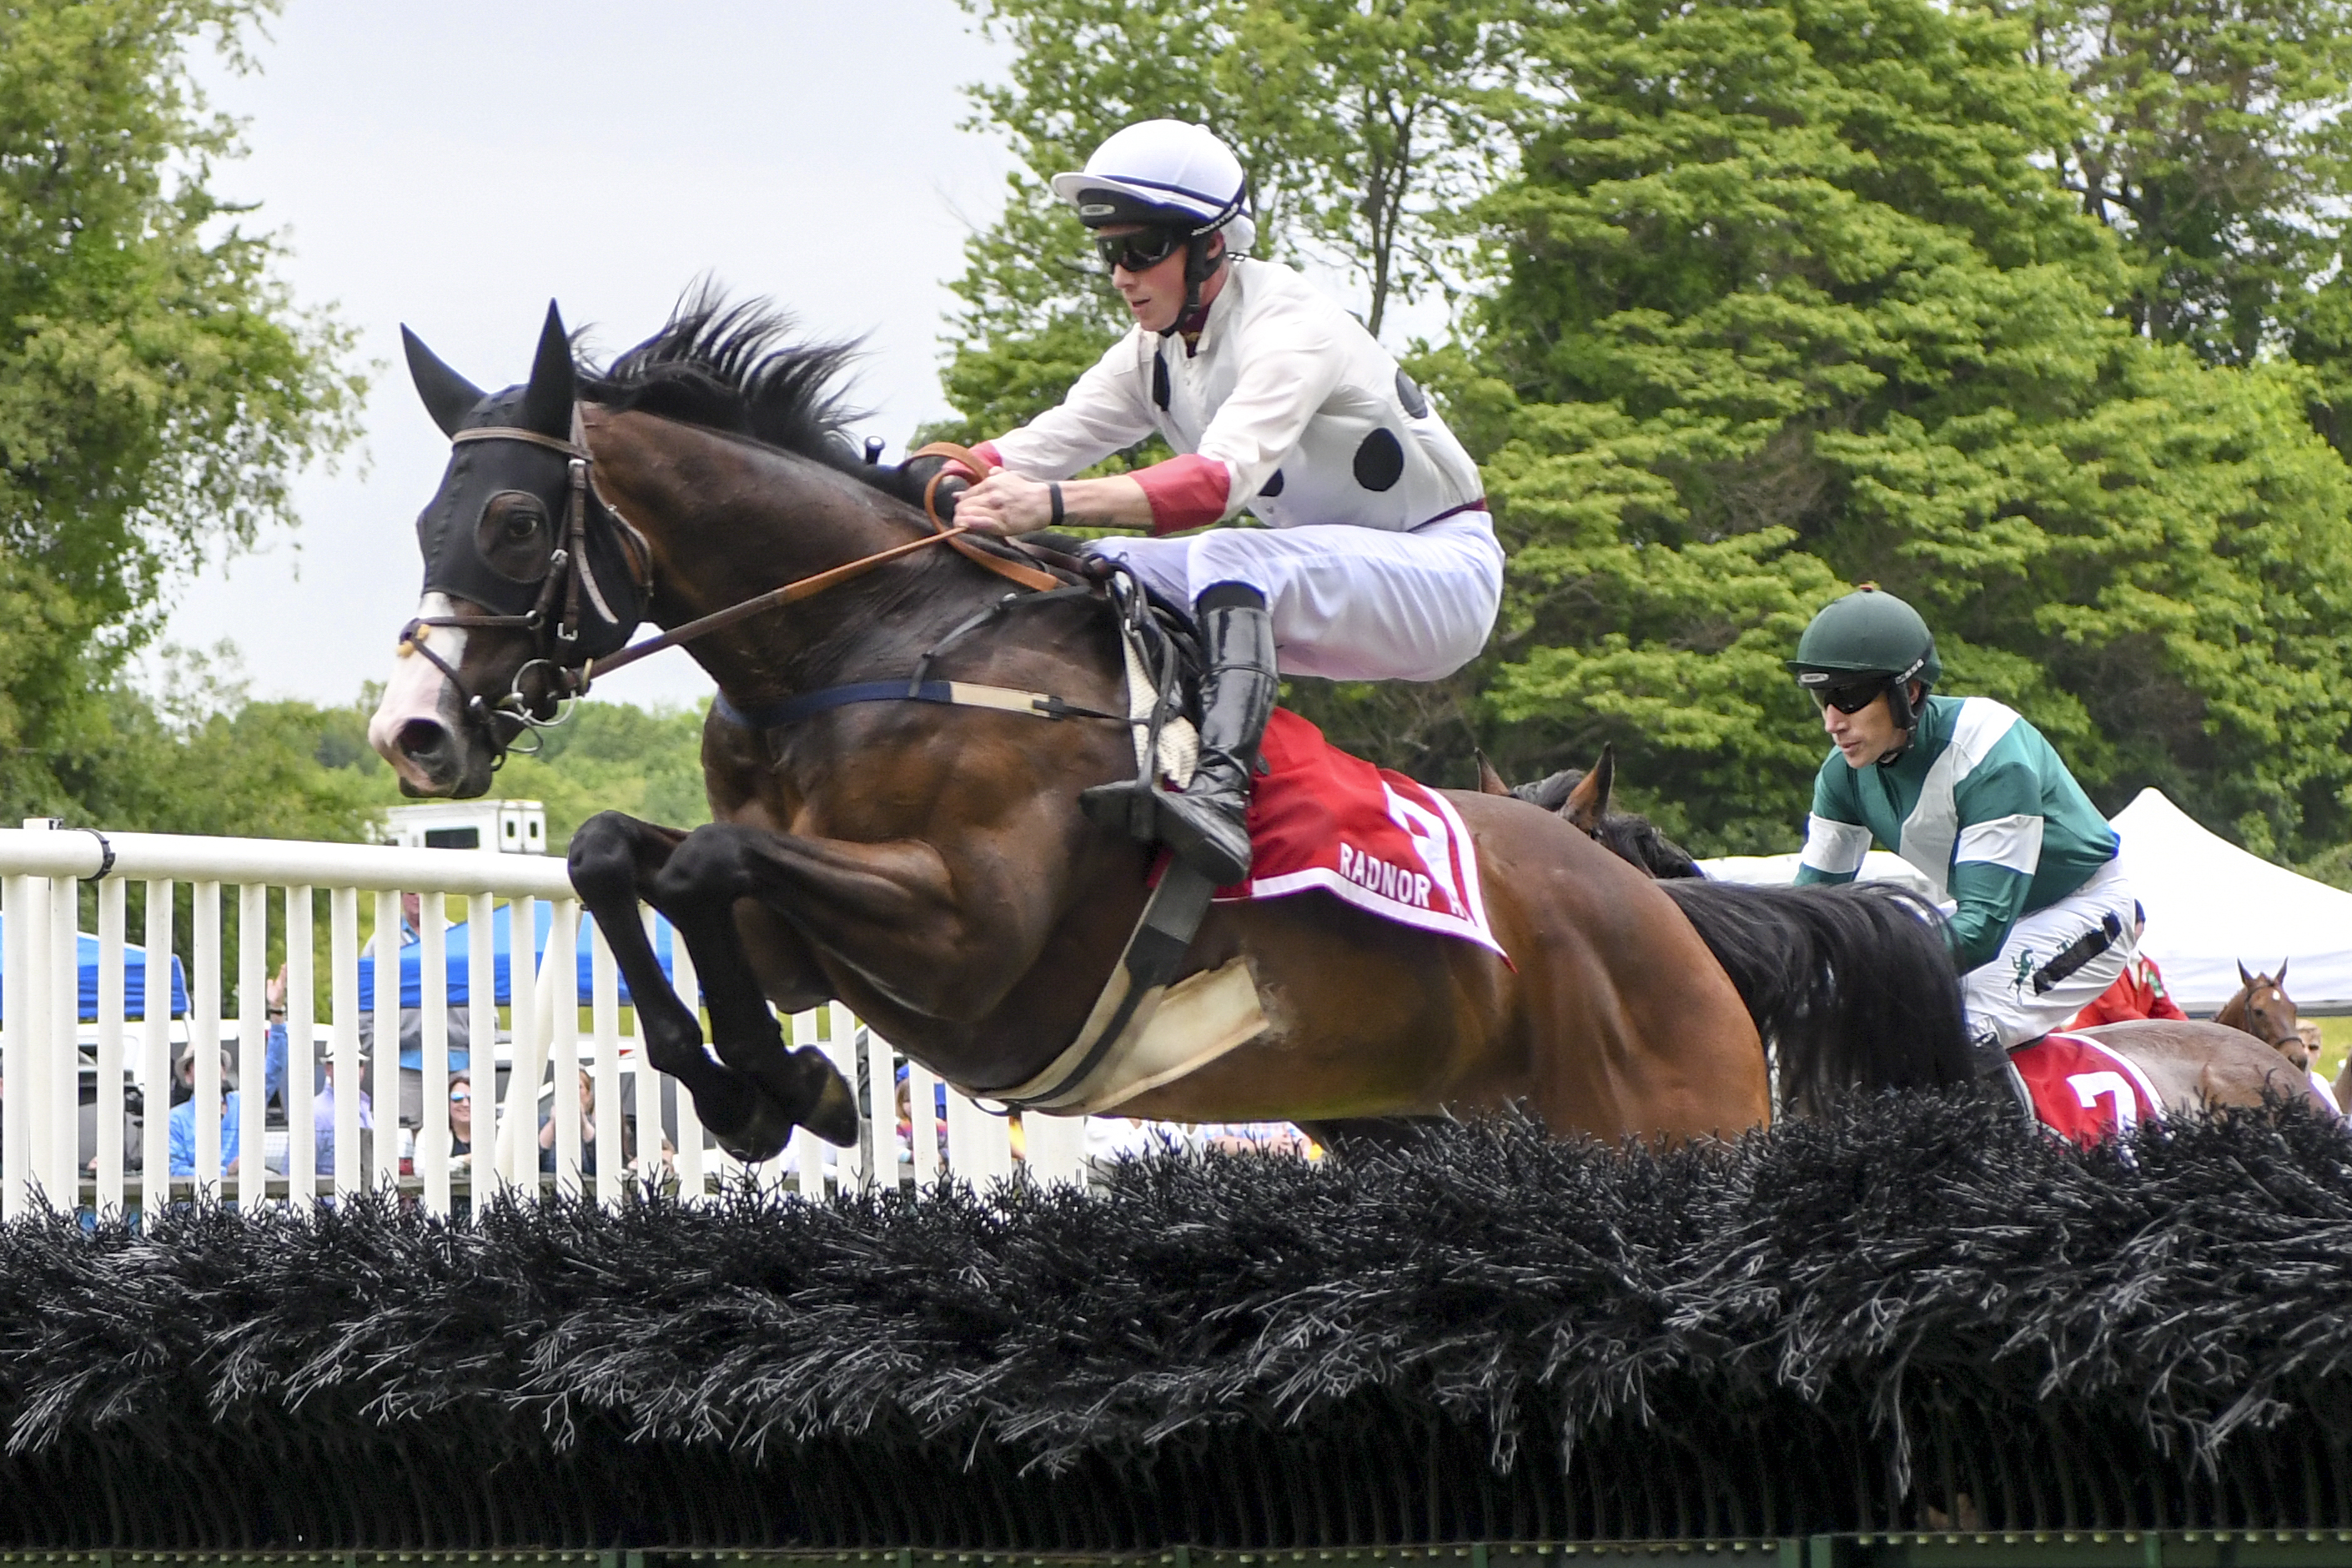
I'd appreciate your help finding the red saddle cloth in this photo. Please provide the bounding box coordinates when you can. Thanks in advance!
[2009,1030,2164,1143]
[1210,709,1508,959]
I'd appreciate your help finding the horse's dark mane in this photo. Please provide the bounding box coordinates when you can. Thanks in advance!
[580,288,872,475]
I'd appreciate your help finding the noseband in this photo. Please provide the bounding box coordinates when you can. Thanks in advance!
[398,425,1062,760]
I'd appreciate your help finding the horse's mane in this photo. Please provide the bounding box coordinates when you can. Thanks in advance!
[580,287,872,475]
[1512,767,1704,880]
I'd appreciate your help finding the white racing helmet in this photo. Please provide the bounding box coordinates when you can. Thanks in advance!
[1050,119,1258,255]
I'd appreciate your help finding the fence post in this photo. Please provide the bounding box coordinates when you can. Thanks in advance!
[95,877,127,1216]
[141,881,173,1207]
[500,896,539,1189]
[549,898,583,1199]
[330,888,361,1201]
[368,891,400,1194]
[45,871,76,1212]
[466,892,495,1208]
[3,872,30,1220]
[420,898,449,1216]
[852,1004,896,1191]
[286,886,315,1204]
[235,883,268,1209]
[191,881,222,1194]
[589,917,622,1206]
[666,927,705,1203]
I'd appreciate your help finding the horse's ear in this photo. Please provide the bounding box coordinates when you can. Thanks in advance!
[518,300,576,440]
[402,326,486,438]
[1475,751,1510,797]
[1561,743,1616,834]
[2239,960,2256,988]
[2276,957,2289,988]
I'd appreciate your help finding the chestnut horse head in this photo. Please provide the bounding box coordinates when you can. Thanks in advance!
[2219,960,2307,1069]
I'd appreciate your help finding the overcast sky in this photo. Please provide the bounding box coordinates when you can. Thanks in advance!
[166,2,1015,710]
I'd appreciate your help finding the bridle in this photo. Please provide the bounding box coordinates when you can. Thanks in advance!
[397,408,654,754]
[397,425,1060,759]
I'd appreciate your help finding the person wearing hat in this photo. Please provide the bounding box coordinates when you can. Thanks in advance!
[166,1043,240,1179]
[1788,586,2137,1055]
[314,1041,374,1179]
[942,119,1500,886]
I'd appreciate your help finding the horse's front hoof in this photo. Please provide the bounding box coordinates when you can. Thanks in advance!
[794,1046,861,1147]
[711,1096,796,1164]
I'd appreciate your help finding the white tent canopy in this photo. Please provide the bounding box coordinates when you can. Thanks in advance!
[1696,787,2352,1013]
[2108,788,2352,1014]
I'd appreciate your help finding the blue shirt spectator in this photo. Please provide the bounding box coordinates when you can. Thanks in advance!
[168,1089,241,1178]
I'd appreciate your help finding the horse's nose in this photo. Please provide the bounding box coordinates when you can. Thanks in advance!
[395,717,460,789]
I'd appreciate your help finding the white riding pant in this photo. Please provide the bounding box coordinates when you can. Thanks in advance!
[1963,857,2139,1049]
[1088,512,1505,681]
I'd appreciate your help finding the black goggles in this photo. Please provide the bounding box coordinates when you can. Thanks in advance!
[1805,678,1888,715]
[1094,227,1188,274]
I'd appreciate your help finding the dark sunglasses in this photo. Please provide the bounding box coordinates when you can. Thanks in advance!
[1094,228,1186,274]
[1806,679,1887,715]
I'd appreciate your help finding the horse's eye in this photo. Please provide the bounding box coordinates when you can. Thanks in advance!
[475,490,554,582]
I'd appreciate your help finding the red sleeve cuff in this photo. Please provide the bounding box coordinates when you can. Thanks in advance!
[971,440,1004,473]
[1133,454,1230,535]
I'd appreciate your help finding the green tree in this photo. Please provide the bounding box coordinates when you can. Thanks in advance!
[0,0,362,819]
[2000,0,2352,365]
[1458,0,2352,857]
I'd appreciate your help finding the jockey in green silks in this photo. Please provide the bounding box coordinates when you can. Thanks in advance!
[1788,587,2138,1057]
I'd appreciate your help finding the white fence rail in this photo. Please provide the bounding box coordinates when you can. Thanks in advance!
[0,821,1083,1219]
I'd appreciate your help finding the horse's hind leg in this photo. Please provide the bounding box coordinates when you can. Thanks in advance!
[569,811,856,1160]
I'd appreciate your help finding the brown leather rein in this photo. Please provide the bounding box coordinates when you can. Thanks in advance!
[401,431,1062,711]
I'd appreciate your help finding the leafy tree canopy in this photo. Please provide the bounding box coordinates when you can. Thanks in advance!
[1460,0,2352,857]
[0,0,362,820]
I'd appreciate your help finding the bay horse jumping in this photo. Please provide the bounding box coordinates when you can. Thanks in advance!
[1497,756,2329,1118]
[370,296,1842,1159]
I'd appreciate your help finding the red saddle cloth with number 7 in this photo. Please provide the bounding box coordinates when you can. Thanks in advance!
[2009,1030,2164,1143]
[1206,709,1510,961]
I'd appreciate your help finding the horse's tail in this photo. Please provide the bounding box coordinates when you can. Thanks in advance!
[1659,880,1975,1103]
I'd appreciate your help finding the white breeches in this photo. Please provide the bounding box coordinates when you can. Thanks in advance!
[1088,513,1505,681]
[1963,857,2139,1049]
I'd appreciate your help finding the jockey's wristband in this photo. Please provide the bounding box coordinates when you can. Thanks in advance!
[1048,482,1065,527]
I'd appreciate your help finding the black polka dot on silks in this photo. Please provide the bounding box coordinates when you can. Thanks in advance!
[1353,427,1405,491]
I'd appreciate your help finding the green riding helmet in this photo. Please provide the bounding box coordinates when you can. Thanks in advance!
[1787,586,1942,731]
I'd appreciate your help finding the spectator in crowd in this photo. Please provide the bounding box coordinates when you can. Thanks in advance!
[313,1044,374,1179]
[167,1044,240,1179]
[445,1070,475,1162]
[895,1064,948,1174]
[540,1068,606,1175]
[2066,907,2186,1028]
[263,962,472,1135]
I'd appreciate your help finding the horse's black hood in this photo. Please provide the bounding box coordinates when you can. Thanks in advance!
[403,305,645,663]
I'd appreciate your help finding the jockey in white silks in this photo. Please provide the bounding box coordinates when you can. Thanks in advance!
[947,119,1503,886]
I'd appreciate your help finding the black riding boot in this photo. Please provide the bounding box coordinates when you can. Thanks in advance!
[1083,581,1278,885]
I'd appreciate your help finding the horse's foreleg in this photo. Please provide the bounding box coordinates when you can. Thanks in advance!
[570,810,855,1159]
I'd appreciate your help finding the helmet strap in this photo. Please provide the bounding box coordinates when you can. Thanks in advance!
[1173,233,1226,329]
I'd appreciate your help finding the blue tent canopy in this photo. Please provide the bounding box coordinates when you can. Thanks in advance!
[358,902,679,1009]
[0,916,191,1022]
